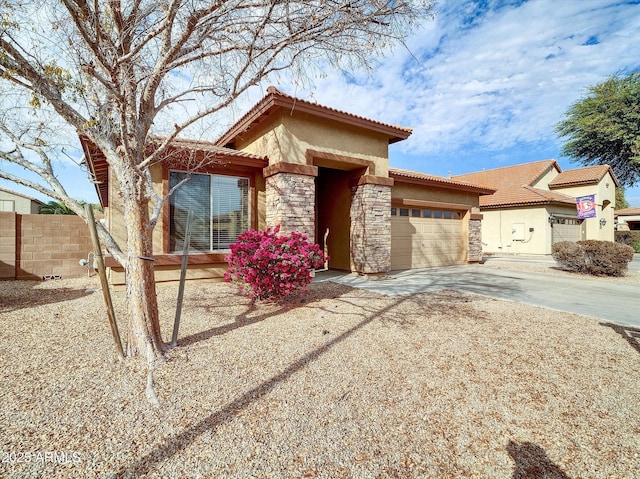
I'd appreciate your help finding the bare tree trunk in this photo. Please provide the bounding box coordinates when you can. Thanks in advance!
[122,193,165,361]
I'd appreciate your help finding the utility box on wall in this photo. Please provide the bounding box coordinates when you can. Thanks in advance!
[512,222,526,241]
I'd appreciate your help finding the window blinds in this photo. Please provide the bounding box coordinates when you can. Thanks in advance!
[169,172,249,253]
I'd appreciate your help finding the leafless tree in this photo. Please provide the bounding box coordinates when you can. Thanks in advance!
[0,0,434,363]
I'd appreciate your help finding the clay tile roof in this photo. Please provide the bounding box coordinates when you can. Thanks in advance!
[615,207,640,216]
[79,135,268,208]
[548,164,620,188]
[216,86,413,147]
[453,159,558,190]
[389,168,496,195]
[160,136,268,161]
[452,160,577,208]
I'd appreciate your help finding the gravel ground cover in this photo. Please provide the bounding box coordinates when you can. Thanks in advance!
[482,256,640,284]
[1,264,639,478]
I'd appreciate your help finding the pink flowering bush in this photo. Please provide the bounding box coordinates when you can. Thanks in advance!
[225,226,327,301]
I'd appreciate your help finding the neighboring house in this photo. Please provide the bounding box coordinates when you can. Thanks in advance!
[81,87,494,284]
[0,188,44,214]
[615,207,640,231]
[453,160,619,255]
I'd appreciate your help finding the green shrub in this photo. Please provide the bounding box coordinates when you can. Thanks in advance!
[552,240,634,277]
[550,241,584,272]
[615,230,640,253]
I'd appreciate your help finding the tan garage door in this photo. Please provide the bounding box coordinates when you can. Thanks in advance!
[551,217,584,244]
[391,207,466,270]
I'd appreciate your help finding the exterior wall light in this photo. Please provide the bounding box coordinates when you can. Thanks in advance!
[599,218,607,227]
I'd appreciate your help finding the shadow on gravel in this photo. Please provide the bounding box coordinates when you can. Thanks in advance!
[507,441,571,479]
[176,284,352,347]
[0,283,92,313]
[116,291,414,478]
[601,323,640,355]
[177,301,282,347]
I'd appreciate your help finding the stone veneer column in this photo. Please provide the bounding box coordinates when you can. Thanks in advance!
[468,214,483,263]
[265,172,316,240]
[350,183,392,274]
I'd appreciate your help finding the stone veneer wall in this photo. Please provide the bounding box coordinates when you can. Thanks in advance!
[350,184,391,274]
[468,217,483,263]
[265,172,315,240]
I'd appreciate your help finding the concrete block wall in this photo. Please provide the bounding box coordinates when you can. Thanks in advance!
[0,212,17,279]
[0,212,93,280]
[350,184,392,274]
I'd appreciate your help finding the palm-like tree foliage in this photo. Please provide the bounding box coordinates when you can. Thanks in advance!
[39,200,76,215]
[556,71,640,188]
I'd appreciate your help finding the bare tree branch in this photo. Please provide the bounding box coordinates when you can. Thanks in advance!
[0,0,435,360]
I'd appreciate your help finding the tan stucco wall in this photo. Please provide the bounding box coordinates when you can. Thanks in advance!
[151,163,165,253]
[617,214,640,230]
[0,190,41,214]
[481,204,584,255]
[235,110,390,176]
[107,168,126,249]
[551,173,617,242]
[391,183,481,208]
[531,166,560,190]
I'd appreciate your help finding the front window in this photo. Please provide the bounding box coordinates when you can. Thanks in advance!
[169,171,249,252]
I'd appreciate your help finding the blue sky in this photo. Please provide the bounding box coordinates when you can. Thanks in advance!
[281,0,640,205]
[2,0,640,206]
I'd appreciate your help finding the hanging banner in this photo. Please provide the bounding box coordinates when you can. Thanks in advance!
[576,194,596,219]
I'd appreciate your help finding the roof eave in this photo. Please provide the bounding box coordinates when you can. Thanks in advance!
[79,134,109,208]
[530,160,561,186]
[216,88,413,148]
[389,171,496,195]
[548,180,599,189]
[481,199,575,209]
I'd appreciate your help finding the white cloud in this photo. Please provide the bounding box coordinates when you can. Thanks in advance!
[291,0,639,160]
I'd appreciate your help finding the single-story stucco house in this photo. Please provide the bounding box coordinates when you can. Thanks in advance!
[453,160,619,256]
[0,188,44,214]
[81,87,495,284]
[615,207,640,231]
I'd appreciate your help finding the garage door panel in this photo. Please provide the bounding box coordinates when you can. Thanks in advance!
[391,215,467,270]
[419,223,434,234]
[552,222,583,244]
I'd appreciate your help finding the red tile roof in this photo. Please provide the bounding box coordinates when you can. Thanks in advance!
[389,168,495,195]
[80,135,268,208]
[615,207,640,216]
[548,165,620,188]
[452,160,576,208]
[216,86,413,148]
[163,137,268,161]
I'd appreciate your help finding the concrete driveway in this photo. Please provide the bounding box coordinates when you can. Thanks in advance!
[320,262,640,329]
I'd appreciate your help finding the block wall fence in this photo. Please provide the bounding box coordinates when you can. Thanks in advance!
[0,212,94,280]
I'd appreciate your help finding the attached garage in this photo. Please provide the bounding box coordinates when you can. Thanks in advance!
[551,217,584,244]
[388,168,495,271]
[391,207,466,270]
